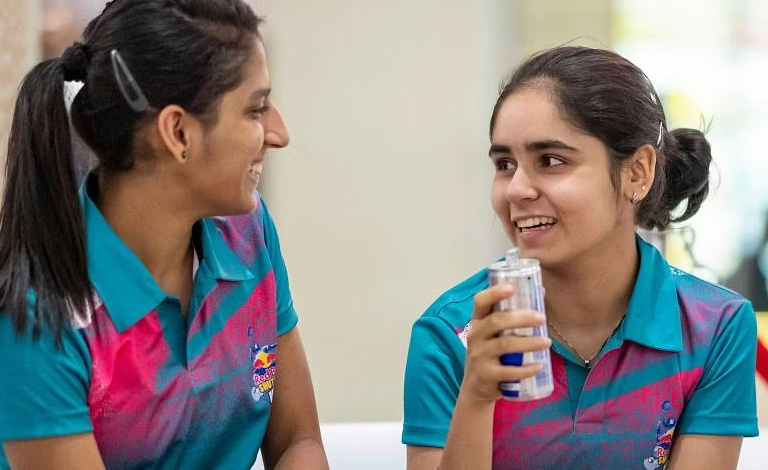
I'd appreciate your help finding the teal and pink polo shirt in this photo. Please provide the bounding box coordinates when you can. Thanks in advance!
[0,174,297,469]
[403,238,758,469]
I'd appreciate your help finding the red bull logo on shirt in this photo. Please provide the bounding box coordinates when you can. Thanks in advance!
[250,342,276,403]
[643,400,677,469]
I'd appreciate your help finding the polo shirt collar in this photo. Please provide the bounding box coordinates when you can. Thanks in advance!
[80,173,253,333]
[197,217,255,282]
[622,236,683,352]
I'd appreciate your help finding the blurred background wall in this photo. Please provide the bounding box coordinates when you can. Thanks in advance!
[0,0,41,196]
[1,0,766,425]
[262,0,610,423]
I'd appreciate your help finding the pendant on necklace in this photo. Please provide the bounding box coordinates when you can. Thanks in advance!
[584,360,591,369]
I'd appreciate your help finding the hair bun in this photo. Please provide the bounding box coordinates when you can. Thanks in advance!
[61,42,89,82]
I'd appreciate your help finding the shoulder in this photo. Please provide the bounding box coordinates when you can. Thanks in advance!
[636,237,750,326]
[672,267,753,332]
[672,266,746,300]
[414,266,489,338]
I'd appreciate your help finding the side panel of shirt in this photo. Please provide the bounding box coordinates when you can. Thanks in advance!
[0,311,93,443]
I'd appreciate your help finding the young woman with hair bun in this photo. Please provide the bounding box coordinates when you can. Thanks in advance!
[403,46,758,470]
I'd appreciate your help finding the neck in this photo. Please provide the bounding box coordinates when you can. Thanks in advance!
[542,235,638,331]
[95,171,197,304]
[547,312,625,368]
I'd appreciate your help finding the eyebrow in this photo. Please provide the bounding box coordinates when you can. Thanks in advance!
[249,88,272,101]
[488,139,578,157]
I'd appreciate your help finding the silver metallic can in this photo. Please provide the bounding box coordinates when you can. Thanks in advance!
[488,248,554,401]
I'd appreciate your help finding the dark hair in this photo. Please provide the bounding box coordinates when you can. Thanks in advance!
[0,0,263,343]
[490,46,711,231]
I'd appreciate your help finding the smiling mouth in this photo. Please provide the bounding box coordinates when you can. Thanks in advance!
[515,216,557,232]
[249,161,263,178]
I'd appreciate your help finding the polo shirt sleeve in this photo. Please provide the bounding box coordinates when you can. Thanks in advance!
[402,315,466,448]
[259,197,299,337]
[676,301,759,437]
[0,312,92,441]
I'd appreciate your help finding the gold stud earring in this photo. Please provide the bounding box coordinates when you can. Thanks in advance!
[631,192,639,204]
[181,149,188,160]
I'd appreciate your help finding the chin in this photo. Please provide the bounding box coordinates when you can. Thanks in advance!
[513,245,552,265]
[238,196,259,215]
[216,196,258,217]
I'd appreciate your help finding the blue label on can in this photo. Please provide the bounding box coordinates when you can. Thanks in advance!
[500,352,524,366]
[501,389,520,398]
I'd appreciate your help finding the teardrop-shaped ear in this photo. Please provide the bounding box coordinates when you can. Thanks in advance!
[623,144,656,200]
[155,104,191,163]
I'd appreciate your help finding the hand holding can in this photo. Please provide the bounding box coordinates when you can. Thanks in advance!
[488,248,554,401]
[463,284,550,404]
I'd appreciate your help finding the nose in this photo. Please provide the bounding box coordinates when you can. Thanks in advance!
[505,167,538,202]
[264,104,290,149]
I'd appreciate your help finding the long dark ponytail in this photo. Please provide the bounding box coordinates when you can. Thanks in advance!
[0,59,92,343]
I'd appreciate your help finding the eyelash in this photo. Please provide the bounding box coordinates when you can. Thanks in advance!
[495,159,516,171]
[249,105,270,117]
[493,155,565,172]
[542,155,565,166]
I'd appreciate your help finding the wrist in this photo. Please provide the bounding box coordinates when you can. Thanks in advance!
[456,386,499,411]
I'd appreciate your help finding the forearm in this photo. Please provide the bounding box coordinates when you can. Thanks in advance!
[4,434,106,470]
[439,391,496,470]
[270,436,328,470]
[262,328,327,470]
[666,434,742,470]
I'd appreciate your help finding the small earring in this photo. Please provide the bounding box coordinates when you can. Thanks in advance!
[631,192,639,204]
[641,185,647,191]
[181,149,188,160]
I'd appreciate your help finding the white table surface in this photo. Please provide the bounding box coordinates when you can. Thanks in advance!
[251,422,404,470]
[737,429,767,470]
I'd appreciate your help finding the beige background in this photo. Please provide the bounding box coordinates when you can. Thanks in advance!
[759,378,768,425]
[0,0,41,196]
[262,0,611,422]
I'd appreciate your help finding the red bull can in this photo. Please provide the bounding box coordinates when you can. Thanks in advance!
[488,248,554,400]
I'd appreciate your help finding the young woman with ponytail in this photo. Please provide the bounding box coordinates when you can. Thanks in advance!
[0,1,327,469]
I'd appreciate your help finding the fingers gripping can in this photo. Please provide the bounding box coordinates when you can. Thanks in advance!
[488,248,554,400]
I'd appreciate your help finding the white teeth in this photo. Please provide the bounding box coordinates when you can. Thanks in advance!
[249,162,263,177]
[515,216,555,228]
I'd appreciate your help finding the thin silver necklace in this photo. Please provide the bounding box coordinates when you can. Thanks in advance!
[547,314,625,369]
